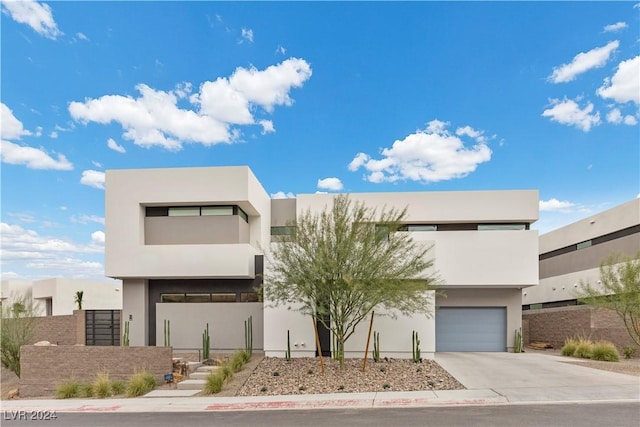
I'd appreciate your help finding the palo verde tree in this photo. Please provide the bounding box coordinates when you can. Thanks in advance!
[578,252,640,347]
[265,195,440,367]
[1,292,39,378]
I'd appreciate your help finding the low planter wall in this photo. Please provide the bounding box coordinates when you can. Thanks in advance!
[20,345,172,397]
[523,305,638,351]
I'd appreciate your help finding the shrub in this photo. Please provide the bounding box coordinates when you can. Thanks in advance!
[111,380,125,395]
[591,341,620,362]
[92,372,112,398]
[231,353,245,373]
[126,371,156,397]
[573,339,593,359]
[56,379,79,399]
[79,383,93,398]
[221,365,234,381]
[623,347,637,359]
[561,337,579,356]
[204,371,225,394]
[240,350,251,364]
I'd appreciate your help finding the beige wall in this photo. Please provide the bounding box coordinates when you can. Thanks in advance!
[105,166,270,280]
[122,278,148,346]
[145,215,249,245]
[271,199,296,226]
[156,303,263,351]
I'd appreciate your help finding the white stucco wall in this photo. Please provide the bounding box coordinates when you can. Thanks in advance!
[122,278,148,346]
[0,280,45,315]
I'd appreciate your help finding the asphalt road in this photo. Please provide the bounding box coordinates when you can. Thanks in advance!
[2,402,639,427]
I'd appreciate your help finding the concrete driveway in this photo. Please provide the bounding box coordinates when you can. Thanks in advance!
[435,352,640,403]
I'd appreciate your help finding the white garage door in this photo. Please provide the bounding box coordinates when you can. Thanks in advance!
[436,307,506,352]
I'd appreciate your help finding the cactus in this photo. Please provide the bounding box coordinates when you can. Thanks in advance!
[202,323,210,360]
[514,328,523,353]
[123,321,130,347]
[244,316,253,356]
[412,330,421,363]
[285,329,291,361]
[372,331,380,362]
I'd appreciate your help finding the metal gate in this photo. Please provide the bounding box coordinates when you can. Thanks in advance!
[85,310,121,346]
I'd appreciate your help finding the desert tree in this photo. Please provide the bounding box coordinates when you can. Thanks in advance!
[1,292,39,378]
[264,195,440,367]
[578,252,640,346]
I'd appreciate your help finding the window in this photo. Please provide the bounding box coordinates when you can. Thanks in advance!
[271,226,296,236]
[375,224,390,241]
[235,206,249,222]
[168,207,200,217]
[478,224,527,231]
[576,240,592,250]
[202,206,233,216]
[146,204,248,222]
[400,225,438,232]
[185,293,211,303]
[241,292,260,302]
[211,293,236,303]
[161,294,185,303]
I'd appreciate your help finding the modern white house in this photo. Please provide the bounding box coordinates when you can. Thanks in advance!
[0,278,122,316]
[524,198,640,308]
[105,166,539,357]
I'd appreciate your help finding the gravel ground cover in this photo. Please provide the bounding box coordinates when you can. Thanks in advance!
[236,357,464,396]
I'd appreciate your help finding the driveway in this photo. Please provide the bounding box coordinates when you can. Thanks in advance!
[435,352,640,403]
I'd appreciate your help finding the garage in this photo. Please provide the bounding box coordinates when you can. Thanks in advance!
[436,307,506,352]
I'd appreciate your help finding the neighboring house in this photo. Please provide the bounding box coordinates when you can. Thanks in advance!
[523,199,640,349]
[106,166,539,357]
[0,278,122,316]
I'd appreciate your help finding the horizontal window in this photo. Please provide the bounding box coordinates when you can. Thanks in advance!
[241,292,260,302]
[211,293,237,303]
[576,240,592,250]
[271,226,296,236]
[145,205,248,223]
[399,225,438,232]
[202,206,233,216]
[185,293,211,303]
[169,207,200,217]
[160,292,248,303]
[478,224,527,231]
[161,294,185,303]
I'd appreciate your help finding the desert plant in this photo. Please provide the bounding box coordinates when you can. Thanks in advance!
[513,328,523,353]
[382,383,391,390]
[56,378,80,399]
[204,371,225,394]
[79,383,93,398]
[202,323,211,360]
[561,337,579,356]
[231,352,245,373]
[92,372,112,398]
[573,338,593,359]
[1,293,38,377]
[245,316,253,356]
[591,341,620,362]
[74,290,84,310]
[123,321,130,347]
[221,364,234,381]
[111,380,125,395]
[240,349,251,364]
[412,330,421,363]
[285,329,291,361]
[126,370,156,397]
[623,346,637,359]
[164,319,171,347]
[372,331,381,362]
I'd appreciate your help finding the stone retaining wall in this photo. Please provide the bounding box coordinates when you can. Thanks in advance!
[523,305,638,351]
[20,346,172,397]
[31,311,85,345]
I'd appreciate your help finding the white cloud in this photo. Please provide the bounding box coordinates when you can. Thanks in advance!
[603,22,628,33]
[49,131,58,138]
[80,170,105,190]
[91,231,105,245]
[276,45,286,55]
[241,28,254,43]
[539,198,575,212]
[606,108,638,125]
[597,55,640,105]
[455,125,487,143]
[70,214,104,225]
[271,191,295,199]
[70,58,312,150]
[1,140,73,170]
[349,120,492,184]
[548,41,619,83]
[258,120,275,134]
[1,103,32,139]
[76,31,89,41]
[1,0,62,39]
[541,98,600,132]
[107,137,126,153]
[317,177,343,191]
[91,160,102,168]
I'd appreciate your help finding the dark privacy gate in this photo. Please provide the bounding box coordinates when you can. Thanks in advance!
[85,310,121,346]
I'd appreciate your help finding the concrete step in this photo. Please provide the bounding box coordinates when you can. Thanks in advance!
[189,371,215,380]
[176,379,206,390]
[196,365,220,373]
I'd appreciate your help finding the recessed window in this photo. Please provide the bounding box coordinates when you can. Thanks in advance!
[185,293,211,303]
[271,226,296,236]
[576,240,592,250]
[161,294,185,303]
[241,292,260,302]
[202,206,233,216]
[168,207,200,217]
[478,224,527,231]
[211,293,237,303]
[401,225,438,232]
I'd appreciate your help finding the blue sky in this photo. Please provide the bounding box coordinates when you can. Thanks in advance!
[1,1,639,282]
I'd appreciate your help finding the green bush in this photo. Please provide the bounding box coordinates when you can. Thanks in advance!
[92,372,112,398]
[221,364,233,381]
[79,383,93,398]
[240,349,251,364]
[561,337,579,356]
[591,341,620,362]
[111,380,125,395]
[573,339,593,359]
[126,371,156,397]
[623,347,637,359]
[204,371,225,394]
[231,353,245,373]
[56,379,79,399]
